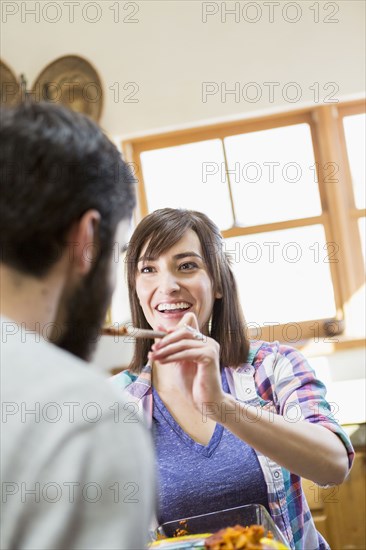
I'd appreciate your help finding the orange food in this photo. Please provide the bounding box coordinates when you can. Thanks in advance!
[205,524,274,550]
[173,520,189,537]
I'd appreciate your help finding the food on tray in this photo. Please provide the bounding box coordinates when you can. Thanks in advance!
[151,524,288,550]
[173,520,189,537]
[205,524,264,549]
[205,525,288,550]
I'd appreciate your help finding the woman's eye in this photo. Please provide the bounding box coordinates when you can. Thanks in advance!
[140,266,154,274]
[179,262,198,270]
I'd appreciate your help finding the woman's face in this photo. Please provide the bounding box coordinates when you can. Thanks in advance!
[135,229,219,333]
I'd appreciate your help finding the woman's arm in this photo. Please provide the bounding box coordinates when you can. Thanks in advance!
[210,394,350,486]
[149,313,351,487]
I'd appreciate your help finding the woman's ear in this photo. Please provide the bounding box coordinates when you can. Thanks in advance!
[215,289,223,299]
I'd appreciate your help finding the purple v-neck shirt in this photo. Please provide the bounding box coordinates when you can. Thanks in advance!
[152,370,269,524]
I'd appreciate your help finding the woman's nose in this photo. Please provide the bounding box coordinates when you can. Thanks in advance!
[157,272,180,294]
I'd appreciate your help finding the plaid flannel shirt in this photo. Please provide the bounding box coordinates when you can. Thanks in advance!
[111,340,354,550]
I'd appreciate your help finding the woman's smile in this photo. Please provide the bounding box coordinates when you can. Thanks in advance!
[154,300,193,318]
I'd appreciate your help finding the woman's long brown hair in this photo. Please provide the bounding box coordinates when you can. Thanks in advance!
[126,208,249,373]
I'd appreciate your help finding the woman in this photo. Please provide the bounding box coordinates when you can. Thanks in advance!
[112,208,354,550]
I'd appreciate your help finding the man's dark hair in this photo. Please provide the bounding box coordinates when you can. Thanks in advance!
[0,101,135,277]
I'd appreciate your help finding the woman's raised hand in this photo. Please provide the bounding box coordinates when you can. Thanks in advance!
[148,312,225,412]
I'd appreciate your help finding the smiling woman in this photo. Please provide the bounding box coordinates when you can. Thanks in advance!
[111,208,354,550]
[136,230,219,332]
[126,208,249,373]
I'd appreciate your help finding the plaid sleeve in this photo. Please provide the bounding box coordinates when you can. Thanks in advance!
[260,342,355,470]
[109,370,137,391]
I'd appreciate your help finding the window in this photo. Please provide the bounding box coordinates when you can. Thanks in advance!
[343,113,366,209]
[121,100,365,345]
[140,139,233,229]
[223,124,322,226]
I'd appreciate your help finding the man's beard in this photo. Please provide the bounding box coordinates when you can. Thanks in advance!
[56,253,113,361]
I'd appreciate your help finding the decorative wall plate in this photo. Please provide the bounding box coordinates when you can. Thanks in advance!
[0,59,20,106]
[33,55,103,122]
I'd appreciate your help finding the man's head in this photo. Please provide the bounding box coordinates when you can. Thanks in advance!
[0,101,135,359]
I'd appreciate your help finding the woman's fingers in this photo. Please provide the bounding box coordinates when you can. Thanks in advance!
[150,338,203,359]
[149,336,219,369]
[183,324,206,341]
[152,312,201,351]
[177,311,199,331]
[150,347,212,365]
[153,324,205,351]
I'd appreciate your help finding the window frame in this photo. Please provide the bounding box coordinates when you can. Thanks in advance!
[122,99,366,345]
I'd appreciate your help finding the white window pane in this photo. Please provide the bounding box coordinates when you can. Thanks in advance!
[110,220,136,324]
[140,140,234,230]
[343,114,366,209]
[224,225,336,326]
[224,124,322,226]
[111,251,131,324]
[359,218,366,270]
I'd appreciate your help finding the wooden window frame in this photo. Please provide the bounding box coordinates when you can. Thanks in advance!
[122,99,365,345]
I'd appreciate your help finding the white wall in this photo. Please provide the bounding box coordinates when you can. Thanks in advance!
[2,1,365,138]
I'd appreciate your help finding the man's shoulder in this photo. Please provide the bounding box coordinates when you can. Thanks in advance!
[1,322,154,550]
[1,320,150,454]
[1,318,128,410]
